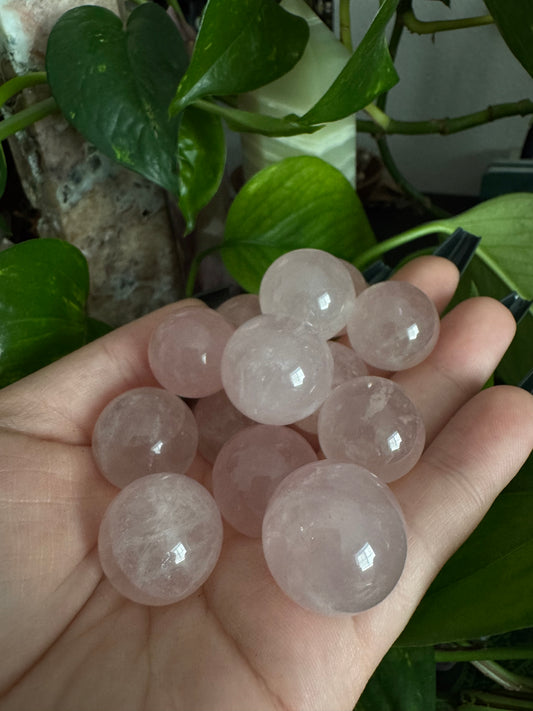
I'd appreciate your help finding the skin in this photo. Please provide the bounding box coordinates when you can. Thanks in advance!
[0,255,531,711]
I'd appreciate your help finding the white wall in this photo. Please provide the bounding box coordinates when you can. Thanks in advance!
[346,0,533,195]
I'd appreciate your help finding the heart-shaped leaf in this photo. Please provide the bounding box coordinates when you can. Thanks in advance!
[178,106,226,235]
[221,156,376,293]
[170,0,309,114]
[302,0,399,124]
[0,239,90,387]
[484,0,533,78]
[356,646,436,710]
[46,3,188,195]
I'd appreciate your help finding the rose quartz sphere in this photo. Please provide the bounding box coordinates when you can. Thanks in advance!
[259,249,357,340]
[338,258,367,295]
[318,376,425,482]
[92,387,198,488]
[262,460,407,615]
[212,425,317,537]
[296,341,368,434]
[346,281,440,370]
[98,473,223,606]
[148,308,235,397]
[194,389,254,463]
[217,293,261,327]
[221,314,334,425]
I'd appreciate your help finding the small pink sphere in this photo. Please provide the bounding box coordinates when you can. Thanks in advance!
[98,473,223,606]
[262,460,407,615]
[296,341,368,434]
[194,389,254,463]
[259,249,356,340]
[221,314,334,425]
[212,425,317,537]
[217,293,261,327]
[338,259,367,295]
[92,387,198,488]
[318,376,425,482]
[346,281,440,370]
[148,308,235,397]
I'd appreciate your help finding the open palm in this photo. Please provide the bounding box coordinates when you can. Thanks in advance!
[1,256,532,711]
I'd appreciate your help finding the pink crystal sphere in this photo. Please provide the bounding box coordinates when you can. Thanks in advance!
[221,314,334,425]
[346,281,440,370]
[148,308,235,397]
[92,387,198,488]
[98,473,223,606]
[318,376,425,482]
[339,259,367,296]
[262,460,407,615]
[217,293,261,327]
[212,425,317,537]
[194,389,254,463]
[296,341,368,434]
[259,249,356,340]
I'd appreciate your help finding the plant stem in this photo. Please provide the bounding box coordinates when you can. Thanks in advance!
[357,98,533,136]
[128,0,149,5]
[436,648,533,663]
[0,72,48,107]
[401,9,494,34]
[167,0,186,25]
[472,661,533,693]
[0,97,59,141]
[461,690,533,710]
[185,245,221,297]
[339,0,352,52]
[364,103,391,131]
[354,221,454,268]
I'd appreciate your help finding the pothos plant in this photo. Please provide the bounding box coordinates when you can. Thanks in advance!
[0,0,532,707]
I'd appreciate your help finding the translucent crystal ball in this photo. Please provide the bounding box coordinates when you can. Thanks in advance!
[262,460,407,615]
[148,308,235,398]
[221,314,334,425]
[338,258,367,296]
[92,387,198,488]
[217,293,261,327]
[212,424,317,537]
[346,281,440,370]
[317,376,425,482]
[98,473,223,606]
[194,389,254,464]
[296,341,368,434]
[259,248,357,340]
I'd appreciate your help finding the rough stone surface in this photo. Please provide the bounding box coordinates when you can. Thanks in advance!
[0,0,184,325]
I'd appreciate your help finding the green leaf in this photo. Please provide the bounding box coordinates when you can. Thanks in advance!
[356,646,436,711]
[170,0,309,114]
[221,156,376,293]
[46,3,188,195]
[0,143,6,198]
[439,193,533,384]
[399,454,533,646]
[178,106,226,234]
[0,238,89,387]
[484,0,533,79]
[301,0,399,125]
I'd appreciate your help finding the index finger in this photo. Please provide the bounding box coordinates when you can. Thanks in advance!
[0,299,205,445]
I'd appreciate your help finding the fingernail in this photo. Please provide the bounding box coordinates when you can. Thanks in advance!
[518,367,533,394]
[500,292,533,324]
[433,228,481,275]
[363,260,392,284]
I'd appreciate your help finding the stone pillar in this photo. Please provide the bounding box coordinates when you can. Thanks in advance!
[0,0,185,326]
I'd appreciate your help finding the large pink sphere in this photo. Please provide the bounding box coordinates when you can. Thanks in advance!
[318,377,425,482]
[92,387,198,488]
[262,460,407,615]
[217,293,261,327]
[259,249,356,340]
[148,308,235,397]
[194,389,254,463]
[212,425,317,537]
[221,314,334,425]
[98,473,223,606]
[346,281,440,370]
[296,341,368,434]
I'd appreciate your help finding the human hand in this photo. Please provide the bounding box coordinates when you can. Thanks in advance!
[0,255,531,711]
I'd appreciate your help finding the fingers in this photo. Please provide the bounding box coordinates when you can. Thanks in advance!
[0,299,205,445]
[391,255,460,314]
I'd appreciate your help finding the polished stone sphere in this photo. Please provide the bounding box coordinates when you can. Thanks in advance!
[194,389,254,463]
[217,293,261,327]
